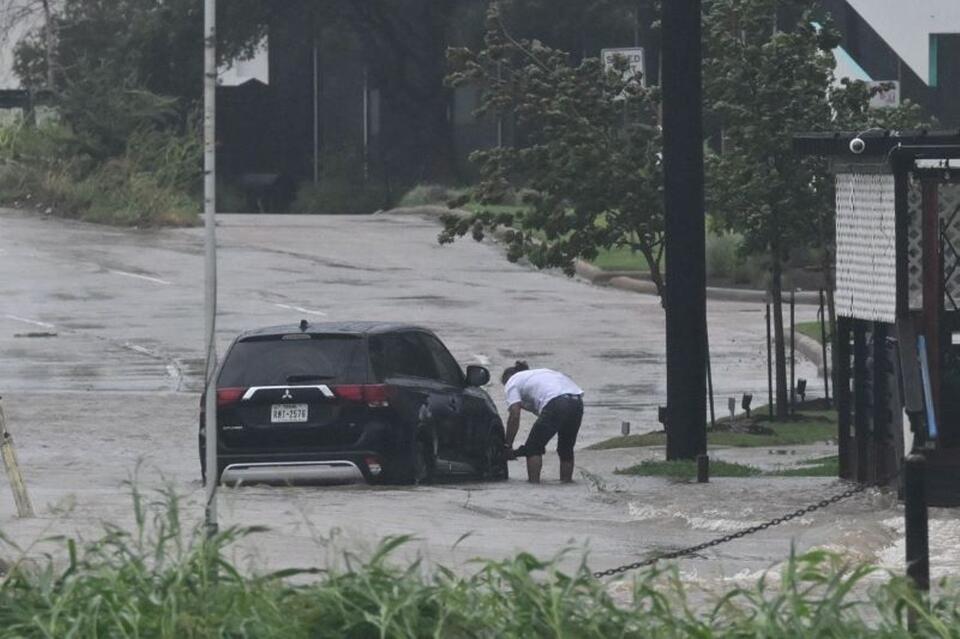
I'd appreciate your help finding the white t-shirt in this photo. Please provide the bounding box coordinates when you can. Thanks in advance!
[504,369,583,415]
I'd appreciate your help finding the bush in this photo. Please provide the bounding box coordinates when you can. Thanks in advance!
[397,183,472,208]
[290,178,386,215]
[705,231,742,280]
[0,485,957,637]
[0,120,199,227]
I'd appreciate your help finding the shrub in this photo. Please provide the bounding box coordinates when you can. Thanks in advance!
[290,178,386,215]
[0,484,958,637]
[705,231,742,280]
[0,119,199,227]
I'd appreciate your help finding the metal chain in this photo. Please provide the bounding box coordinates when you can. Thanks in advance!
[593,476,894,579]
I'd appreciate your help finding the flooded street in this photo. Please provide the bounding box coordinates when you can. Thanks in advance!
[1,208,956,585]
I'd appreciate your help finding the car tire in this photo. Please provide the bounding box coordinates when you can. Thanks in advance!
[480,422,509,481]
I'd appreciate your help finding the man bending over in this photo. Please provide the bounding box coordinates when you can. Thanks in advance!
[501,361,584,483]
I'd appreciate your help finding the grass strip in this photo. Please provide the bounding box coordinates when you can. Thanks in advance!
[771,455,840,477]
[796,320,828,345]
[615,459,763,478]
[589,408,837,451]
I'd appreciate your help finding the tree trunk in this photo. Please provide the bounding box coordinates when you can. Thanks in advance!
[771,238,789,420]
[640,244,666,305]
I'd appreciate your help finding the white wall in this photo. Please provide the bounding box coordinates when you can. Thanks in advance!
[846,0,960,85]
[219,40,269,86]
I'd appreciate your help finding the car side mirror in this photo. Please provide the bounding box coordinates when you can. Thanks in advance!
[465,365,490,387]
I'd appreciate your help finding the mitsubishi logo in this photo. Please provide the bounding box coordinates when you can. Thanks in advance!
[281,389,293,400]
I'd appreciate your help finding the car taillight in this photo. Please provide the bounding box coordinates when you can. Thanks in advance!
[365,455,383,476]
[334,384,390,408]
[217,387,246,407]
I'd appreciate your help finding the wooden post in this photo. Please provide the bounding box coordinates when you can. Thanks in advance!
[872,322,890,483]
[853,321,869,483]
[0,399,34,518]
[921,180,941,434]
[663,0,706,461]
[836,317,852,479]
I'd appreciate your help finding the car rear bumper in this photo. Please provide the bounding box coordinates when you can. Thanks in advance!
[217,450,383,485]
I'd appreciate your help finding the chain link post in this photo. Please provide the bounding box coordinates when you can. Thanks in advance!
[905,453,929,631]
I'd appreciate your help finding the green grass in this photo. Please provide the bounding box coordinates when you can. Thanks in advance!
[588,407,837,450]
[615,459,763,478]
[616,456,841,479]
[796,320,828,344]
[772,455,840,477]
[463,202,529,216]
[0,485,955,637]
[592,246,650,271]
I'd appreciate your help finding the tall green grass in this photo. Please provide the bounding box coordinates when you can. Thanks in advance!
[0,485,956,637]
[0,120,199,226]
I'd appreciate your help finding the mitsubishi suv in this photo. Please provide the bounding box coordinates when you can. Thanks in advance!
[199,321,508,485]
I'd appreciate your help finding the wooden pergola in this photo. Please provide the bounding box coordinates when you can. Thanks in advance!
[795,129,960,506]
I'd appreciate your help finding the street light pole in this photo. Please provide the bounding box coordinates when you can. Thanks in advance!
[203,0,219,537]
[662,0,706,460]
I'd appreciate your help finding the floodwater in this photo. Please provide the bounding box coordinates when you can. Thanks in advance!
[1,207,956,586]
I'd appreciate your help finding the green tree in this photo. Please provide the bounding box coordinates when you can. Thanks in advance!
[704,0,928,419]
[12,0,267,158]
[441,4,667,297]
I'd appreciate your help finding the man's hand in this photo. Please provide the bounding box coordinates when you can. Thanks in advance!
[504,445,517,460]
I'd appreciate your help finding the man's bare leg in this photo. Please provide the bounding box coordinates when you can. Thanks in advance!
[560,459,574,483]
[526,455,543,483]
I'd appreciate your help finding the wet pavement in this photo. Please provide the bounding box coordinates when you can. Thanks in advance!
[0,208,956,586]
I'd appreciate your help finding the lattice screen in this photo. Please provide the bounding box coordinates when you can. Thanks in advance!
[835,173,897,322]
[907,181,960,310]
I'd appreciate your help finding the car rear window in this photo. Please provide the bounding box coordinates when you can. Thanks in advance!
[218,335,368,387]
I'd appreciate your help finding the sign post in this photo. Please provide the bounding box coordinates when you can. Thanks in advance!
[602,47,646,102]
[601,47,646,85]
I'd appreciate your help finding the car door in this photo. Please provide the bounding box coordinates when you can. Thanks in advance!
[369,332,464,473]
[418,333,474,469]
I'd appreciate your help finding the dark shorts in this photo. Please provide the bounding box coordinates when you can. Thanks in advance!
[516,394,584,462]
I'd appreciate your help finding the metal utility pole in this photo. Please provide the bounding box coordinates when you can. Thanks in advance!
[663,0,706,460]
[203,0,219,538]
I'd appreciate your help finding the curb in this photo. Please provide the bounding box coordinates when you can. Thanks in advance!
[794,331,829,377]
[573,259,822,305]
[387,206,823,306]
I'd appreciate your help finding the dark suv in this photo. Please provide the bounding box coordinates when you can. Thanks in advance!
[199,321,508,485]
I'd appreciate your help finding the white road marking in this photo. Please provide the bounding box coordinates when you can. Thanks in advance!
[273,303,327,316]
[472,353,491,365]
[4,314,55,328]
[108,270,171,285]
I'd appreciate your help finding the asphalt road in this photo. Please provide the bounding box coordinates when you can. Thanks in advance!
[4,208,953,585]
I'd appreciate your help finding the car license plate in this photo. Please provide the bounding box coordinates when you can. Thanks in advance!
[271,404,308,423]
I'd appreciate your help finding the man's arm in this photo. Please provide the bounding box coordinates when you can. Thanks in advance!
[505,403,522,447]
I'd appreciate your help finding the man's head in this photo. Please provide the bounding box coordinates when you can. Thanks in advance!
[501,360,530,385]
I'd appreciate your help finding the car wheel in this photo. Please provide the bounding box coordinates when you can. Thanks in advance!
[480,423,509,481]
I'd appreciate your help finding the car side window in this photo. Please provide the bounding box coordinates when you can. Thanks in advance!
[370,333,437,380]
[421,334,463,387]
